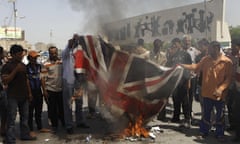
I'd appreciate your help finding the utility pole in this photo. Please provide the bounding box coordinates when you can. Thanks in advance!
[8,0,17,40]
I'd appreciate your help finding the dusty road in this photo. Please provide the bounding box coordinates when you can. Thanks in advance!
[0,96,237,144]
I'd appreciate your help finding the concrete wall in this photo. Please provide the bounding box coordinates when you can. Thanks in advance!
[104,0,230,46]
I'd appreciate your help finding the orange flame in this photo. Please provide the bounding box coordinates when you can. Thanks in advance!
[122,115,149,138]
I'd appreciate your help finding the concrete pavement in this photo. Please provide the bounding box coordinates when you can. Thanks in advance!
[0,95,237,144]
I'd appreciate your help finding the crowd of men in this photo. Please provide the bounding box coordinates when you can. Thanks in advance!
[131,35,240,143]
[0,34,96,144]
[0,34,240,143]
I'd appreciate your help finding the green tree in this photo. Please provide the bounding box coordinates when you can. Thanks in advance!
[230,26,240,40]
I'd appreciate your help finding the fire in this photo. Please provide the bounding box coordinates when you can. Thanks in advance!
[122,115,149,138]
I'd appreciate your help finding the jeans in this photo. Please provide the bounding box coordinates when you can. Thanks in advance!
[226,88,235,128]
[5,97,30,144]
[200,97,225,137]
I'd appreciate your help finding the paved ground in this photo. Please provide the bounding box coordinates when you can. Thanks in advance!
[0,95,237,144]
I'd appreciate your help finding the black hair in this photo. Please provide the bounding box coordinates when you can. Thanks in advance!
[0,46,3,54]
[171,38,181,44]
[10,44,24,56]
[153,39,162,46]
[198,38,209,46]
[48,46,57,52]
[137,38,144,46]
[210,41,221,50]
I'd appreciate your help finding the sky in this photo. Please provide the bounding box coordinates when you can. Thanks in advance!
[0,0,239,49]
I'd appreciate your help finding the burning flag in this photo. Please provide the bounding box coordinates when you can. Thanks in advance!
[77,35,183,132]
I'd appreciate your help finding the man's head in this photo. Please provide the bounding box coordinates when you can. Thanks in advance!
[171,38,182,49]
[28,50,40,64]
[231,39,240,56]
[182,34,192,49]
[208,41,221,58]
[73,33,79,39]
[72,33,80,48]
[168,38,181,56]
[48,46,58,61]
[153,39,163,52]
[235,39,240,49]
[9,44,24,61]
[137,38,144,46]
[197,38,209,53]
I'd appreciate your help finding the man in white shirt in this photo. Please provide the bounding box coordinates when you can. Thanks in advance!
[182,35,201,123]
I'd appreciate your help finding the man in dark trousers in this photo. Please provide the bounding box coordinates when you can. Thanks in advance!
[180,41,233,142]
[1,45,37,143]
[26,50,50,135]
[41,46,65,133]
[0,46,7,137]
[166,38,192,128]
[232,40,240,142]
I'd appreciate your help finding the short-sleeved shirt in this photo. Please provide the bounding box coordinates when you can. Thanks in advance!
[1,60,29,100]
[41,60,62,92]
[26,63,42,90]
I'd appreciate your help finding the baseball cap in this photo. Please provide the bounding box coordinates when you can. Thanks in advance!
[28,50,40,58]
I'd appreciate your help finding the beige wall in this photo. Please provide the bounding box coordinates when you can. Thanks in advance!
[0,39,32,51]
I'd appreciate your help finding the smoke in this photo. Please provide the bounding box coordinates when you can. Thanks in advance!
[67,0,201,127]
[68,0,200,35]
[68,0,127,34]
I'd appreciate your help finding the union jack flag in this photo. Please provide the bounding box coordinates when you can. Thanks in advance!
[78,35,183,121]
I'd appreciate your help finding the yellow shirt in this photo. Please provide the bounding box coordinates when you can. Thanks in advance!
[194,54,232,100]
